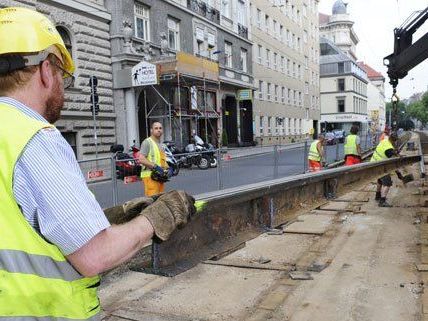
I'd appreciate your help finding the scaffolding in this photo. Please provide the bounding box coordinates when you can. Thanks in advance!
[143,52,221,148]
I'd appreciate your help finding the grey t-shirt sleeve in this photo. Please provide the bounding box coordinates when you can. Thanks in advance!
[140,139,151,157]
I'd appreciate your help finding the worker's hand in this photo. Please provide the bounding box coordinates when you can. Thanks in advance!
[141,190,196,241]
[104,196,154,224]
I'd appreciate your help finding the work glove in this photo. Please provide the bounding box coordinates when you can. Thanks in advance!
[153,165,164,175]
[141,190,196,241]
[104,196,154,224]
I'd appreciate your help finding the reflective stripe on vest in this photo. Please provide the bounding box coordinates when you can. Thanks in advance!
[0,316,100,321]
[0,103,100,319]
[141,137,163,178]
[370,139,394,162]
[344,134,358,156]
[308,140,321,161]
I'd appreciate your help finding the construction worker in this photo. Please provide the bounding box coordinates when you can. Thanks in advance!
[139,121,170,196]
[308,133,325,172]
[0,7,195,319]
[370,132,399,207]
[344,125,362,166]
[379,126,390,141]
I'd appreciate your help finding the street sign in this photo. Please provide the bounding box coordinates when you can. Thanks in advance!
[238,89,252,101]
[87,169,104,180]
[131,61,158,87]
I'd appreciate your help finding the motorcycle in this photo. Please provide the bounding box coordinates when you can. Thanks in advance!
[110,144,141,180]
[193,135,218,169]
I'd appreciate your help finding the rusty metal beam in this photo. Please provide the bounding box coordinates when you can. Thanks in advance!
[146,155,420,276]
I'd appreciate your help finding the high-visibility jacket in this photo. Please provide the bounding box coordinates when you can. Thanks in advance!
[0,102,100,319]
[344,134,358,156]
[141,137,167,178]
[370,139,394,162]
[308,140,322,162]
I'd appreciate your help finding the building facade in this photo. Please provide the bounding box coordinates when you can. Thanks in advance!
[106,0,254,149]
[250,0,321,146]
[358,62,386,132]
[319,0,358,61]
[319,37,368,133]
[2,0,114,160]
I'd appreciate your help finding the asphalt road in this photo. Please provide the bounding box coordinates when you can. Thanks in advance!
[89,142,359,208]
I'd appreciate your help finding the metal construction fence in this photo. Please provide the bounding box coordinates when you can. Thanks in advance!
[78,132,383,209]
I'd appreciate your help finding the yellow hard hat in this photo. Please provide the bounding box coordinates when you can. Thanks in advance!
[0,7,74,74]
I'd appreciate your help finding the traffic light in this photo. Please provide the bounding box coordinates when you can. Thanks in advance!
[89,76,99,116]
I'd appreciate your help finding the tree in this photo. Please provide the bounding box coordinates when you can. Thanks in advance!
[385,101,407,126]
[408,99,428,127]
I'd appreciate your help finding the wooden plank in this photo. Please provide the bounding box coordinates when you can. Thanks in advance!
[416,264,428,272]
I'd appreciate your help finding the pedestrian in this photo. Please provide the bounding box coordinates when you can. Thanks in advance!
[370,132,399,207]
[0,7,195,319]
[308,133,325,172]
[138,121,170,196]
[344,124,362,166]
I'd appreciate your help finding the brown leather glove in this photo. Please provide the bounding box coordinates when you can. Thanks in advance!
[141,190,196,241]
[104,196,154,224]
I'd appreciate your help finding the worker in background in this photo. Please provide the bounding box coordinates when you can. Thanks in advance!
[308,133,325,172]
[138,121,170,196]
[0,7,195,319]
[379,126,390,141]
[370,132,399,207]
[344,125,362,166]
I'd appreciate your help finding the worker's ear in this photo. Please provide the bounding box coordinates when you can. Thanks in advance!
[39,59,56,90]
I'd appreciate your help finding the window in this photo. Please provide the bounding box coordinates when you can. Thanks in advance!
[273,53,278,70]
[61,132,77,157]
[259,80,264,99]
[222,0,231,18]
[237,0,246,25]
[288,118,291,134]
[338,78,345,92]
[260,116,264,135]
[135,3,150,41]
[267,82,272,100]
[287,59,291,76]
[299,119,302,134]
[225,42,232,68]
[257,9,262,28]
[266,49,270,67]
[305,56,308,68]
[282,87,286,103]
[280,25,284,42]
[273,20,278,38]
[265,14,270,31]
[299,92,302,106]
[167,18,180,51]
[281,56,285,73]
[338,99,345,113]
[258,45,262,64]
[275,85,279,102]
[338,62,344,73]
[268,117,272,135]
[305,82,309,94]
[240,48,247,72]
[292,62,296,77]
[288,88,292,104]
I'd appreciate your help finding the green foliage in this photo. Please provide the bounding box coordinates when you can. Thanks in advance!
[407,99,428,127]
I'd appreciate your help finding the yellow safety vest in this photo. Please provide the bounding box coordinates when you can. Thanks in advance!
[344,134,358,156]
[0,103,100,319]
[370,139,394,162]
[308,140,321,161]
[141,137,166,178]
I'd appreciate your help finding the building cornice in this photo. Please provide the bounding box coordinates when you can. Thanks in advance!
[44,0,111,21]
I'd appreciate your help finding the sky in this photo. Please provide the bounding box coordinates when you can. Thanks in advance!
[318,0,428,100]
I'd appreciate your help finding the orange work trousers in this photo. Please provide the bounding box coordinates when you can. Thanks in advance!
[143,177,165,197]
[308,160,322,172]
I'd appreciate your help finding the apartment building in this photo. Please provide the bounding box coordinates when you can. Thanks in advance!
[250,0,321,145]
[319,37,368,133]
[2,0,114,160]
[107,0,253,148]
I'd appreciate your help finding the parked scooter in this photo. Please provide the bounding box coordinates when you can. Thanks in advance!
[110,144,141,179]
[193,135,217,169]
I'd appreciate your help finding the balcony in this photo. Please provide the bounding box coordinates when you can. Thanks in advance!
[238,23,248,39]
[187,0,220,25]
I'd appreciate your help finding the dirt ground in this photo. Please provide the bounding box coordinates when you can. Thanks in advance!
[100,149,425,321]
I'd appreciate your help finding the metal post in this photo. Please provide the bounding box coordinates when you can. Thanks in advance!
[111,156,119,206]
[144,89,149,139]
[335,138,340,161]
[303,140,308,173]
[92,108,98,162]
[216,149,223,190]
[178,72,183,148]
[273,145,279,179]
